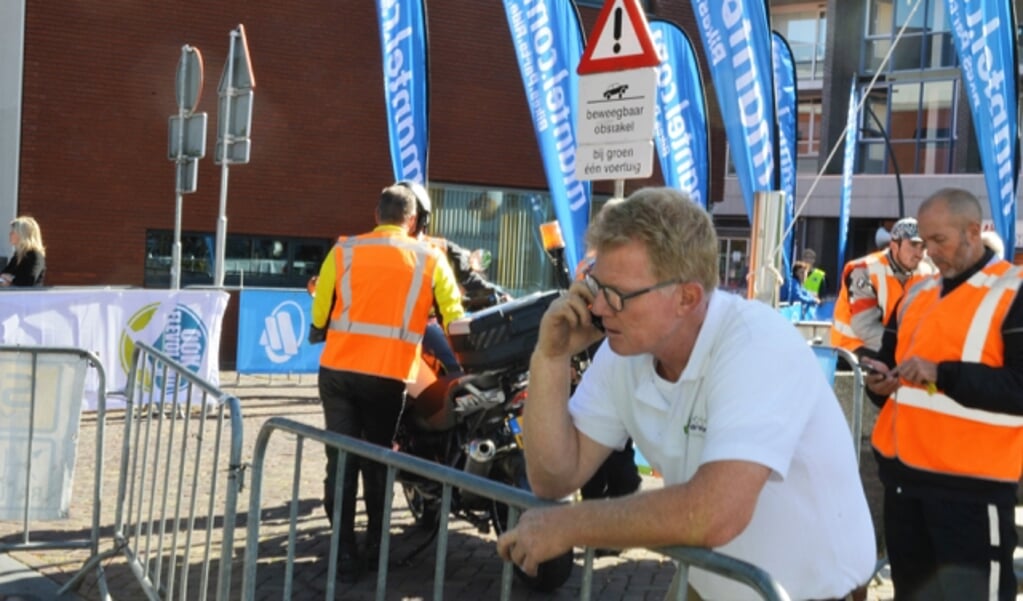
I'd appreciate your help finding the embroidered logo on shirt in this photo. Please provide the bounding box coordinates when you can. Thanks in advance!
[684,416,707,435]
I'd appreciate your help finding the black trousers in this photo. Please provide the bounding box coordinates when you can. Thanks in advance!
[884,486,1017,601]
[580,438,642,500]
[319,367,406,547]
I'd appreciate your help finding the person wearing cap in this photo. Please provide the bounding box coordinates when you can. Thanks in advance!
[308,181,464,582]
[799,248,828,300]
[830,216,933,356]
[862,188,1023,599]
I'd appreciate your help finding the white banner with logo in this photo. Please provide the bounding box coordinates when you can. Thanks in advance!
[0,288,229,410]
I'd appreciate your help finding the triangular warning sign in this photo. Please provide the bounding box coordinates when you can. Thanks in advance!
[577,0,660,75]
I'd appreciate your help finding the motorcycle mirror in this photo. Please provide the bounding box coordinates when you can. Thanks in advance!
[469,248,492,272]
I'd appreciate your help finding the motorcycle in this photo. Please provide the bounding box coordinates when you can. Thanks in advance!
[396,289,575,592]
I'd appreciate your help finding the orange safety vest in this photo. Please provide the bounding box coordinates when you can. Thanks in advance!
[830,251,925,352]
[319,230,441,383]
[871,262,1023,482]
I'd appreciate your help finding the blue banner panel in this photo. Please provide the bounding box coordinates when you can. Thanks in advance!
[503,0,591,270]
[650,19,710,209]
[692,0,776,220]
[838,79,858,271]
[944,0,1019,255]
[377,0,429,184]
[237,289,322,374]
[772,31,797,299]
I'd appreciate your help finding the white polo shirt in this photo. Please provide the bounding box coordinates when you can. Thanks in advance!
[569,291,875,600]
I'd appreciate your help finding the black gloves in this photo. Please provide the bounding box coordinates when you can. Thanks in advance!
[308,324,327,344]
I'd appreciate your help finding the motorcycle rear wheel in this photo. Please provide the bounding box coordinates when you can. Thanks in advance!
[490,457,574,592]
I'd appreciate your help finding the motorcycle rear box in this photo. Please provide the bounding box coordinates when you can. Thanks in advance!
[448,290,559,372]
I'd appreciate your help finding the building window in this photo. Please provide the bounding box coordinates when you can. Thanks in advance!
[859,0,960,175]
[144,231,331,288]
[858,79,956,175]
[797,99,822,173]
[428,184,609,297]
[145,185,607,295]
[718,237,749,293]
[865,0,955,72]
[773,6,828,81]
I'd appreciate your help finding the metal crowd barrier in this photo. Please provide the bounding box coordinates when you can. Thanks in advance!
[0,346,108,597]
[241,417,790,601]
[809,344,865,462]
[62,341,244,601]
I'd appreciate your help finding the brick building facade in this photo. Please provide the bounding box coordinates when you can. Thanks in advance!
[10,1,716,287]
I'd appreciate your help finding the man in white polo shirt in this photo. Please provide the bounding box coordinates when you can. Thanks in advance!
[497,187,875,600]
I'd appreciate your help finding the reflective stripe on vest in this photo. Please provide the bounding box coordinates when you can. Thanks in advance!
[831,252,894,351]
[873,263,1023,482]
[866,255,890,311]
[330,235,433,346]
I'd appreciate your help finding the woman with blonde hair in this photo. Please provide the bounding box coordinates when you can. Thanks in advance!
[0,216,46,287]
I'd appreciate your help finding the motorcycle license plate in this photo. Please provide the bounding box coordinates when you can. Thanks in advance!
[508,416,524,449]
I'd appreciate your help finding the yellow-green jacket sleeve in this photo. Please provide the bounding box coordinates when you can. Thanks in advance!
[312,247,338,328]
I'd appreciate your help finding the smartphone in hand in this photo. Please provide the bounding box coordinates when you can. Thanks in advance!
[861,363,883,376]
[862,362,897,378]
[590,312,605,333]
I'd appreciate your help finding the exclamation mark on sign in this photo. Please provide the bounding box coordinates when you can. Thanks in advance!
[612,7,622,54]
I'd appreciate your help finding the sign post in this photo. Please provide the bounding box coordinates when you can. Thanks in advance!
[167,45,207,290]
[574,0,660,190]
[213,24,255,288]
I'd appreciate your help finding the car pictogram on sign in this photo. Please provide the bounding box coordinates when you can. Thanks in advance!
[603,83,628,100]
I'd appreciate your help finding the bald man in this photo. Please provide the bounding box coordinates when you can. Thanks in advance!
[863,187,1023,600]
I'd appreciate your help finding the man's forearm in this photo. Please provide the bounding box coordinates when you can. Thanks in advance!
[527,462,764,552]
[523,351,584,497]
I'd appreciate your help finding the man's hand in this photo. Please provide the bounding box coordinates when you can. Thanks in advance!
[308,324,327,344]
[862,358,900,397]
[496,506,571,576]
[534,280,605,360]
[894,356,938,390]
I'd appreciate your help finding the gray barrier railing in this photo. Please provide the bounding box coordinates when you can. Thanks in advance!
[62,341,244,601]
[241,417,790,601]
[810,343,865,461]
[0,345,108,597]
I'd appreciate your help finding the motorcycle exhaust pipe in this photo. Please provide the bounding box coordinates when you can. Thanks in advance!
[460,439,497,508]
[465,439,497,478]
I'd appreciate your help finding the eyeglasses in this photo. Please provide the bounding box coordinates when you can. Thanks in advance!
[584,273,682,313]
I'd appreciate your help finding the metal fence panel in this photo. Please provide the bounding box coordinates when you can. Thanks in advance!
[0,346,108,598]
[241,417,790,601]
[63,342,244,601]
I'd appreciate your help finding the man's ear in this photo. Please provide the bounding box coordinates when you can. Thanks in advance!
[677,281,704,312]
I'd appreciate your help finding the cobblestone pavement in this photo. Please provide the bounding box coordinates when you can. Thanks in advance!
[0,372,899,600]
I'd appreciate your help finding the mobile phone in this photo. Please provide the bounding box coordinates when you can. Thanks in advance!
[590,312,605,333]
[863,363,897,378]
[862,363,883,376]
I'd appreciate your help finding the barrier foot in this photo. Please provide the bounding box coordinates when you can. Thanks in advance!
[56,547,118,599]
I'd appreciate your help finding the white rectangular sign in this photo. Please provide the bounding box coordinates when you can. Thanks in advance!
[576,140,654,181]
[577,68,657,145]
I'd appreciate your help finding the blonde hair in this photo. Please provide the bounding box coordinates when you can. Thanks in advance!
[585,187,719,291]
[10,216,45,261]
